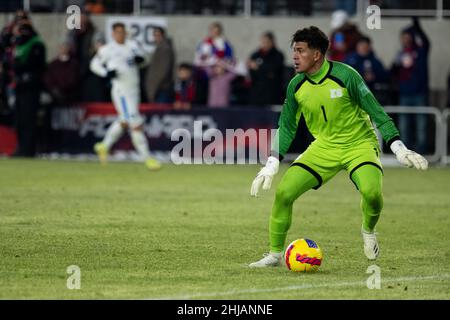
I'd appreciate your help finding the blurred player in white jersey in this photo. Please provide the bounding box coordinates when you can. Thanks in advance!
[90,22,161,170]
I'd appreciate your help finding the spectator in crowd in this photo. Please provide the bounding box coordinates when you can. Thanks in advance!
[1,10,31,48]
[174,63,195,110]
[0,10,31,112]
[0,60,6,114]
[66,11,97,97]
[88,32,110,101]
[43,43,79,104]
[447,71,450,108]
[194,22,234,68]
[145,27,175,103]
[12,22,46,157]
[344,36,388,91]
[391,17,430,154]
[328,10,363,62]
[247,31,284,106]
[174,63,207,110]
[78,27,110,102]
[66,11,95,76]
[205,59,237,108]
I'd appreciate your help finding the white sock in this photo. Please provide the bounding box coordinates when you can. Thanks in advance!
[131,130,150,160]
[103,121,124,150]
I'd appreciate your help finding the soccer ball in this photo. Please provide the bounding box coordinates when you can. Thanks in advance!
[284,238,323,272]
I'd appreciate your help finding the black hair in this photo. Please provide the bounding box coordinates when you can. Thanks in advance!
[291,26,329,55]
[358,36,372,45]
[263,31,275,43]
[14,10,29,21]
[153,26,166,37]
[112,22,125,31]
[401,28,415,38]
[179,63,193,70]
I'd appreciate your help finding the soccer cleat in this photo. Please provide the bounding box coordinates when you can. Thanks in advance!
[145,157,162,171]
[361,227,380,260]
[249,252,282,268]
[94,142,108,164]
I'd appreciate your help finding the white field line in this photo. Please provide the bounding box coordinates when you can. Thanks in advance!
[147,274,450,300]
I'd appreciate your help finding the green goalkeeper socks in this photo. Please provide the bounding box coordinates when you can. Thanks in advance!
[269,166,318,252]
[351,164,383,232]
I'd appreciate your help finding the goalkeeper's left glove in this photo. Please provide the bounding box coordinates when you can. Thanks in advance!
[251,156,279,197]
[390,140,428,170]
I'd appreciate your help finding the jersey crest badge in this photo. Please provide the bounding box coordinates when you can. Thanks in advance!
[330,88,343,98]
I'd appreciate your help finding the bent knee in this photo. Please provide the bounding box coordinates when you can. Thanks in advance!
[361,188,383,211]
[275,186,297,207]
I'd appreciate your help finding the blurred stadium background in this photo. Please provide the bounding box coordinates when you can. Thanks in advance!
[0,0,449,301]
[0,0,449,164]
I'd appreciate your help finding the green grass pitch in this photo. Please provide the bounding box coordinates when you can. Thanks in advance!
[0,158,449,299]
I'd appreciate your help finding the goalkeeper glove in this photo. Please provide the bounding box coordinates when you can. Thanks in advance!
[250,156,279,197]
[390,140,428,170]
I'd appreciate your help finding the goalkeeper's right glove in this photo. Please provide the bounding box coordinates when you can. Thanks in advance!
[390,140,428,170]
[250,156,279,197]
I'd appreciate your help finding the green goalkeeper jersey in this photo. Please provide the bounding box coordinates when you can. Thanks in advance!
[272,59,400,158]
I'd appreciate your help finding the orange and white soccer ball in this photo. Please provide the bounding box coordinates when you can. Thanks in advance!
[284,239,323,272]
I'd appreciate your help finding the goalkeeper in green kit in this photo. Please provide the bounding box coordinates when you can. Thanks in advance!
[249,26,428,267]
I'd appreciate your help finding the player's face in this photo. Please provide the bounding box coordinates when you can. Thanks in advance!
[292,41,321,74]
[113,27,126,44]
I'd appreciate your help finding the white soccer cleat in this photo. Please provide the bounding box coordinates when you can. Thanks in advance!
[361,227,380,260]
[249,252,282,268]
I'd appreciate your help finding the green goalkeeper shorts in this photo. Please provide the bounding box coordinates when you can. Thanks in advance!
[291,139,383,190]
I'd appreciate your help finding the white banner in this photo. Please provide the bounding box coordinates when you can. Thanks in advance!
[105,16,168,53]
